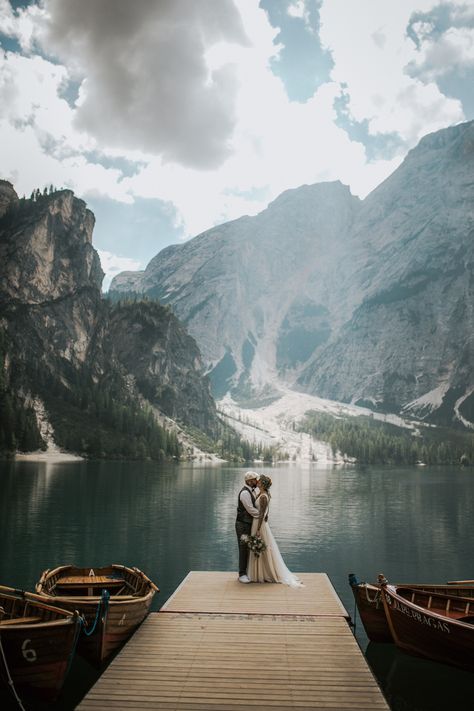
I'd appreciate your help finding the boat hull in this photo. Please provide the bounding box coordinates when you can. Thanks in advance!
[0,585,80,702]
[50,594,155,664]
[351,581,474,644]
[0,620,79,700]
[35,565,158,665]
[381,585,474,672]
[350,583,391,642]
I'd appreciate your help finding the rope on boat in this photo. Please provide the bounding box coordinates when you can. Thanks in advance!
[82,589,110,637]
[0,633,27,711]
[64,613,84,681]
[347,573,358,635]
[364,584,382,608]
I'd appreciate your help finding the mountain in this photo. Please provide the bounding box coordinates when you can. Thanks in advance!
[0,181,217,457]
[112,181,360,401]
[110,121,474,427]
[298,121,474,425]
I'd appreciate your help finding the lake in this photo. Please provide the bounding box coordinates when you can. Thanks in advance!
[1,460,473,710]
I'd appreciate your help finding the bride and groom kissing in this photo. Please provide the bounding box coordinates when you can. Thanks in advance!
[235,471,301,587]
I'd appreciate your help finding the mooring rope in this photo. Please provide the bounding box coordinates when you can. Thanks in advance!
[82,589,110,637]
[64,613,84,681]
[352,594,357,635]
[0,633,26,711]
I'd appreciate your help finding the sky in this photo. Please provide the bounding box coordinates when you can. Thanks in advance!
[1,0,473,289]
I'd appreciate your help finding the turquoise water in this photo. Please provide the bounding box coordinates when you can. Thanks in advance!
[1,460,473,709]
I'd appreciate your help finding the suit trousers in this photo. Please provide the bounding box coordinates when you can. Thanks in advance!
[235,519,252,576]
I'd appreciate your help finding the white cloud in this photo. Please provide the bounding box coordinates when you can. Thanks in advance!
[38,0,249,169]
[116,2,402,237]
[407,27,474,81]
[97,250,142,291]
[0,0,470,250]
[286,0,316,35]
[0,51,134,201]
[319,0,465,145]
[288,1,306,20]
[0,0,41,51]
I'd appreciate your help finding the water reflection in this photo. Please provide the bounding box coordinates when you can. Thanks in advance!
[1,461,474,710]
[365,642,473,711]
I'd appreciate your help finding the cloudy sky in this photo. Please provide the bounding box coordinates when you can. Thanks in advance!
[1,0,473,288]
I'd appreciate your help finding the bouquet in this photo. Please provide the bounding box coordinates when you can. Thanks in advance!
[240,533,267,557]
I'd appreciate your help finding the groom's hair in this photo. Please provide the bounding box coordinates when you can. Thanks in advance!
[244,471,259,482]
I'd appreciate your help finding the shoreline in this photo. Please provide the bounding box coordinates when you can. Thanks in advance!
[15,450,84,463]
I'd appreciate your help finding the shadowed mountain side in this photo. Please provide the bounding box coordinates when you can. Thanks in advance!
[110,120,474,427]
[112,181,360,401]
[299,121,474,423]
[0,183,217,457]
[105,300,216,433]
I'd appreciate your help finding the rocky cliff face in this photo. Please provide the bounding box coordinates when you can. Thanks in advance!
[299,121,474,424]
[104,300,216,433]
[0,185,217,454]
[113,181,360,400]
[0,187,104,377]
[111,120,474,426]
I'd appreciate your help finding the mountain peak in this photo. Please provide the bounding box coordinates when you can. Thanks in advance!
[0,179,19,218]
[267,180,355,212]
[406,119,474,164]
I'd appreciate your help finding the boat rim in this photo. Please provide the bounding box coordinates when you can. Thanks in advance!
[35,563,159,600]
[383,583,474,630]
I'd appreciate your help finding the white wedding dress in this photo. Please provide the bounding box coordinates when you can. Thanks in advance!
[247,493,302,587]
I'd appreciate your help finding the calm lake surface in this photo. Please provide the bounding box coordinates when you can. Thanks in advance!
[1,460,473,710]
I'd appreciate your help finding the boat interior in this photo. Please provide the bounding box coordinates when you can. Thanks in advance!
[0,588,72,625]
[396,586,474,623]
[39,565,152,598]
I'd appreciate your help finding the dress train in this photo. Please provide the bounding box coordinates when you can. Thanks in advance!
[247,497,302,587]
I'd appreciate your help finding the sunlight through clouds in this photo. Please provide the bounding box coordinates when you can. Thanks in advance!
[319,0,465,144]
[0,0,472,261]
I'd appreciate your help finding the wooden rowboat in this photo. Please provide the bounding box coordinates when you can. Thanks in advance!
[35,564,158,665]
[0,584,81,701]
[380,582,474,672]
[349,574,474,643]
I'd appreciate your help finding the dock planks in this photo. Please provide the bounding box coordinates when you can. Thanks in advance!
[161,572,348,617]
[78,572,388,710]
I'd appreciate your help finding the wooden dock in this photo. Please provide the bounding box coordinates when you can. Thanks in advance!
[77,572,389,710]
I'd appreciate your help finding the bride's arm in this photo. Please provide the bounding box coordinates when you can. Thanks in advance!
[256,494,268,534]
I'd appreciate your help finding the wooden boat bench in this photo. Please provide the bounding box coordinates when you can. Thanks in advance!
[55,576,126,596]
[0,616,43,626]
[57,576,124,586]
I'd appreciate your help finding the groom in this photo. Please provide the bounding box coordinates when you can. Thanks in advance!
[235,471,260,583]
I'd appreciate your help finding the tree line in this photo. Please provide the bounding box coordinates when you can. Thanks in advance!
[0,331,45,453]
[29,185,59,201]
[34,364,182,460]
[298,411,474,466]
[186,418,287,463]
[0,329,182,460]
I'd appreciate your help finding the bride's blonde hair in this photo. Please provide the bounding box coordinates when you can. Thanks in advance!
[259,475,272,491]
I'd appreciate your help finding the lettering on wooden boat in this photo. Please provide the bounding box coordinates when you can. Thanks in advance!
[118,613,127,626]
[387,594,451,633]
[22,639,37,662]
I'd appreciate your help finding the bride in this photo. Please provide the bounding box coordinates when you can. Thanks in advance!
[247,475,302,587]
